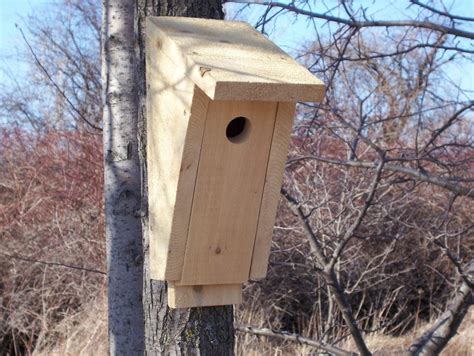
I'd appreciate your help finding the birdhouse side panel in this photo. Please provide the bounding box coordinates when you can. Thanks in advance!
[250,102,296,279]
[162,87,210,280]
[146,25,208,281]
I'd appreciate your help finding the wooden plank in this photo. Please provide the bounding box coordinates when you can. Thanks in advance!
[177,100,278,285]
[250,102,296,279]
[146,21,209,281]
[148,17,325,102]
[168,283,242,308]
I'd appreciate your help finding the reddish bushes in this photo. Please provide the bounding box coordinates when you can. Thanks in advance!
[0,128,105,354]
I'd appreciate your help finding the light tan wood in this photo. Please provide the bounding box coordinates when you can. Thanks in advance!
[168,283,242,308]
[147,17,324,102]
[168,283,242,309]
[146,16,325,307]
[250,102,296,279]
[146,21,209,281]
[177,100,278,285]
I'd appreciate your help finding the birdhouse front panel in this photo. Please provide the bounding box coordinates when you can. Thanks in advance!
[177,100,278,286]
[145,16,324,308]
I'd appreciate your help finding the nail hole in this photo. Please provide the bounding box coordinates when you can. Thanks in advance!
[226,116,250,144]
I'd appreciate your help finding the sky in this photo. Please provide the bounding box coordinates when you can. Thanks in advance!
[0,0,52,82]
[0,0,52,51]
[1,0,473,93]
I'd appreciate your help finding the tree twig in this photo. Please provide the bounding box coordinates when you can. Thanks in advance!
[409,0,474,22]
[329,159,385,269]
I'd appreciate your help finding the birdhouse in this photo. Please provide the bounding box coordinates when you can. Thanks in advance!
[145,17,324,308]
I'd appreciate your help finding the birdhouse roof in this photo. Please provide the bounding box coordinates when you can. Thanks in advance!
[147,17,325,102]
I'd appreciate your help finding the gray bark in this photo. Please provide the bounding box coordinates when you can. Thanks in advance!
[325,269,372,356]
[102,0,145,354]
[135,1,235,355]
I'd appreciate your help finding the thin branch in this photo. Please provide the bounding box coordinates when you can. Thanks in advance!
[329,159,385,269]
[422,102,474,151]
[287,157,474,199]
[16,25,102,131]
[410,0,474,22]
[407,261,474,355]
[226,1,474,39]
[2,252,106,275]
[235,324,357,356]
[281,187,372,356]
[281,187,328,266]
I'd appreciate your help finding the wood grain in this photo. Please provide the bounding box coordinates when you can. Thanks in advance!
[250,102,296,279]
[148,17,324,102]
[146,21,209,281]
[177,100,277,285]
[168,283,242,308]
[146,17,324,307]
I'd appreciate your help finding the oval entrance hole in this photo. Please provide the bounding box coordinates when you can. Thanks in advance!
[226,116,250,143]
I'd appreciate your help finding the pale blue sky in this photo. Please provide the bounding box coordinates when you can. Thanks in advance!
[0,0,52,52]
[0,0,52,82]
[1,0,473,94]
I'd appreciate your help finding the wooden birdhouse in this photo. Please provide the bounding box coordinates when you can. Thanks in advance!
[145,16,324,308]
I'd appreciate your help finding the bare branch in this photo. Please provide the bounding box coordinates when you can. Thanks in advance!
[409,0,474,22]
[407,261,474,355]
[281,187,328,266]
[16,25,102,131]
[226,1,474,39]
[1,251,106,275]
[287,157,474,199]
[235,324,357,356]
[329,159,385,269]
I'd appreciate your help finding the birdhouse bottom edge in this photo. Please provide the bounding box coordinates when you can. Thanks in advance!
[167,282,243,308]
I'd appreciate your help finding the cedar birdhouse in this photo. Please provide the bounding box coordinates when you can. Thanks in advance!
[146,17,324,308]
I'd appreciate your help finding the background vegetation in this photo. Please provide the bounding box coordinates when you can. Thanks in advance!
[0,0,472,354]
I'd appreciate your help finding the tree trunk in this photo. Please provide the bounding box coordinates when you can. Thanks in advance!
[102,0,145,354]
[135,2,234,353]
[103,0,233,354]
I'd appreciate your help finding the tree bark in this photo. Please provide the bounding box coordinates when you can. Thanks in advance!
[102,0,145,354]
[324,269,372,356]
[135,1,235,355]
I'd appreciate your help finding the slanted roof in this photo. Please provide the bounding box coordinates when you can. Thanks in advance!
[147,17,324,102]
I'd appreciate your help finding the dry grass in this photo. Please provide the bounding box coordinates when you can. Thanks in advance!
[36,295,473,356]
[339,309,474,356]
[235,300,473,355]
[238,309,474,355]
[34,292,107,356]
